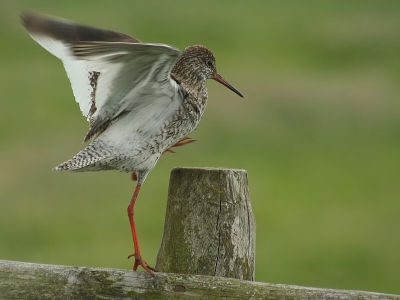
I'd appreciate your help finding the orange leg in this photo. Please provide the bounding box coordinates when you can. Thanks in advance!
[164,136,196,153]
[127,184,157,275]
[131,137,196,181]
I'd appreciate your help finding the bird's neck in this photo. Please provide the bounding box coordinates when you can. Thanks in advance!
[171,54,206,88]
[171,68,207,105]
[170,53,209,123]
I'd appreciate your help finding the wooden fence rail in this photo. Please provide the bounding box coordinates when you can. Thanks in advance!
[0,260,399,299]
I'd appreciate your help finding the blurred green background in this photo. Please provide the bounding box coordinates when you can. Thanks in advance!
[1,0,399,295]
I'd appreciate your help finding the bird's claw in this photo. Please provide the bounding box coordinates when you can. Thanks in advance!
[128,253,158,275]
[170,136,196,148]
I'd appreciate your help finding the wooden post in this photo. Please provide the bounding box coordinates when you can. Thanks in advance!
[155,167,256,280]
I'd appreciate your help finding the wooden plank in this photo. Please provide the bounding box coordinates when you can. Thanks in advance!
[1,260,399,300]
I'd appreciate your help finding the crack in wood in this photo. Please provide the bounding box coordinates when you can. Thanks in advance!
[214,170,223,276]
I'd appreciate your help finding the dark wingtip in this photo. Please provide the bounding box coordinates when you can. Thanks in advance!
[20,11,141,43]
[20,11,48,30]
[20,10,31,29]
[20,11,56,34]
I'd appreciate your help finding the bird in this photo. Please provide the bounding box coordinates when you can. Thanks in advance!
[21,11,243,276]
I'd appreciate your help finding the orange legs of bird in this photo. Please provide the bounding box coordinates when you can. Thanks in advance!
[127,184,158,275]
[127,136,195,275]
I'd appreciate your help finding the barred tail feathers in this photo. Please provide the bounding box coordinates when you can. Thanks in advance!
[53,141,116,172]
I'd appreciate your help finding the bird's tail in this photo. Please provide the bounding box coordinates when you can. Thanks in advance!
[54,141,116,172]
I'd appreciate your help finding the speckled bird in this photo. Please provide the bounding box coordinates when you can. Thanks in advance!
[21,12,243,275]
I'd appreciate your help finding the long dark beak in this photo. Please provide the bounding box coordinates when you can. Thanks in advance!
[213,73,243,97]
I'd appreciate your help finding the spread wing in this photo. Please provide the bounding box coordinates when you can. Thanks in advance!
[21,12,182,141]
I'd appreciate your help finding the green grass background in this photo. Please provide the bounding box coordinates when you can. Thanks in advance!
[1,0,399,295]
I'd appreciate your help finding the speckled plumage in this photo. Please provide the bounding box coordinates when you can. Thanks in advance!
[53,45,216,184]
[22,11,243,275]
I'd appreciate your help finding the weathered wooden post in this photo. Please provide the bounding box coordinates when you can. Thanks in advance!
[155,167,256,280]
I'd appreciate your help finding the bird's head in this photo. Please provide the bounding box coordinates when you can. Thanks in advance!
[179,45,243,97]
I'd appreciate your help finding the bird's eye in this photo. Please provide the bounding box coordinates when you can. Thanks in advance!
[206,60,213,68]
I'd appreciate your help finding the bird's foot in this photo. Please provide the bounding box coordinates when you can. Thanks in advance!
[169,136,196,148]
[128,253,158,276]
